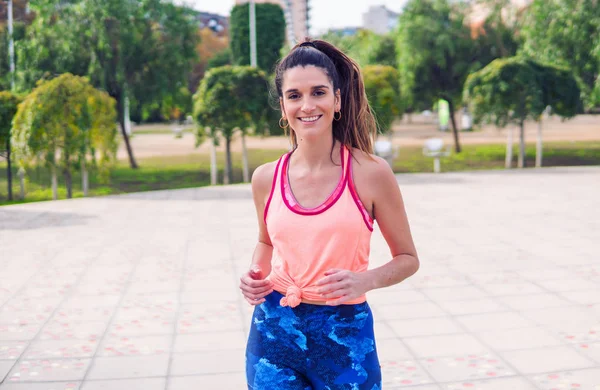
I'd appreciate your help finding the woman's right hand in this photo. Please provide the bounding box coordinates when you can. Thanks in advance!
[239,267,274,305]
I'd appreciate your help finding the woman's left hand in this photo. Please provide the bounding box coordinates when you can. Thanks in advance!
[315,269,373,305]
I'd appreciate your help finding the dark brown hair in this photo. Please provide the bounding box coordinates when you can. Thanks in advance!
[274,38,377,154]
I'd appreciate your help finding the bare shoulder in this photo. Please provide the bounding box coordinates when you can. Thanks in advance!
[251,160,279,203]
[350,148,397,186]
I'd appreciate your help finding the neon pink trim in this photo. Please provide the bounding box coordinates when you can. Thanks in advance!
[347,152,374,231]
[263,156,283,224]
[281,144,347,216]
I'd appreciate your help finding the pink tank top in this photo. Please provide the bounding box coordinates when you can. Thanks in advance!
[264,144,374,308]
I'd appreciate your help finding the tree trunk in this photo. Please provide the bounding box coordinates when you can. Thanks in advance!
[224,135,232,185]
[6,138,13,201]
[82,158,89,196]
[518,120,525,168]
[536,119,543,168]
[210,135,218,185]
[447,99,462,153]
[505,126,513,169]
[64,165,73,199]
[51,166,58,200]
[117,94,138,169]
[242,131,249,183]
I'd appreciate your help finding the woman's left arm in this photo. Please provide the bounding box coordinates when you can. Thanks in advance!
[317,157,419,305]
[362,158,420,290]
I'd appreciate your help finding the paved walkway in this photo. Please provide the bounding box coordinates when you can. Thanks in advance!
[1,166,599,390]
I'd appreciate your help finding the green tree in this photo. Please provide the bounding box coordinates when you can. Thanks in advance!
[230,3,285,72]
[193,66,271,185]
[396,0,479,153]
[464,57,581,169]
[11,73,117,199]
[320,30,397,68]
[363,65,402,137]
[17,0,200,168]
[520,0,600,109]
[0,91,22,200]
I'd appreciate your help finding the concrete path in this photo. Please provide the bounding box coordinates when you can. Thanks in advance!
[1,167,599,390]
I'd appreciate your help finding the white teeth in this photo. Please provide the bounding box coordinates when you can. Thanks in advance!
[299,116,320,122]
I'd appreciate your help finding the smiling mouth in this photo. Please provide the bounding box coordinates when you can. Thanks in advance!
[298,115,322,123]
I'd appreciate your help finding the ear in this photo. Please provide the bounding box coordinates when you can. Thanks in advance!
[279,97,286,119]
[335,89,341,112]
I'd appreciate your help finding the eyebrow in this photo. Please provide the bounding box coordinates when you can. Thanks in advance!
[285,85,330,94]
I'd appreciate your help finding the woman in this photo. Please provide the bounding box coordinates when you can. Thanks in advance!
[240,39,420,390]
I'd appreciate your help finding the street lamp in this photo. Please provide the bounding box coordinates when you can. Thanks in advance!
[249,0,257,67]
[7,0,15,91]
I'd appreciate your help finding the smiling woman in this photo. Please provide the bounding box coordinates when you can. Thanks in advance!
[240,38,420,390]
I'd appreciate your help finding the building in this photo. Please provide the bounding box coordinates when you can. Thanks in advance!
[362,5,399,35]
[235,0,310,44]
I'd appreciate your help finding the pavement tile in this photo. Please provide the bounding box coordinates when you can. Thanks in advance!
[168,373,247,389]
[376,339,414,361]
[80,377,166,390]
[373,321,397,340]
[496,294,572,311]
[106,318,174,337]
[421,352,514,383]
[97,335,172,356]
[375,302,447,321]
[0,341,28,360]
[388,317,463,338]
[454,311,534,332]
[5,358,91,382]
[169,350,245,376]
[0,382,81,390]
[421,287,490,302]
[176,302,243,333]
[435,299,507,316]
[0,360,17,382]
[24,338,100,359]
[529,368,600,390]
[86,355,169,380]
[404,334,491,358]
[501,346,595,374]
[380,358,434,388]
[477,327,563,351]
[173,331,245,353]
[39,321,108,341]
[442,376,537,390]
[574,341,600,364]
[0,322,44,341]
[366,289,428,305]
[479,283,546,296]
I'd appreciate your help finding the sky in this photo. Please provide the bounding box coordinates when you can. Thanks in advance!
[173,0,410,35]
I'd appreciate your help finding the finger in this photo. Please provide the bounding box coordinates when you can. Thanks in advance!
[242,289,273,301]
[241,276,273,288]
[239,283,272,295]
[320,288,346,300]
[245,296,265,305]
[326,294,350,306]
[315,273,345,286]
[324,268,344,276]
[317,281,347,295]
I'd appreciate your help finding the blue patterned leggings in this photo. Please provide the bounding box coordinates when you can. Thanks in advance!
[246,291,381,390]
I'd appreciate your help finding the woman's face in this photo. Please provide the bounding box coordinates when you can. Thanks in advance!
[280,65,341,142]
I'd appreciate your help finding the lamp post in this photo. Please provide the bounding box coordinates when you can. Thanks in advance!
[7,0,15,91]
[249,0,257,67]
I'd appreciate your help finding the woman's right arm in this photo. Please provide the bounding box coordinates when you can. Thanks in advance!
[239,162,277,305]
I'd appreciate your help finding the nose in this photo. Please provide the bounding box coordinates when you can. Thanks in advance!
[301,98,316,114]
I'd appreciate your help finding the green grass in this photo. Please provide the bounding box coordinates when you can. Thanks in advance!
[1,141,599,206]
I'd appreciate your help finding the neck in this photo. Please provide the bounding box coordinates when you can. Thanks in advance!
[292,131,339,170]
